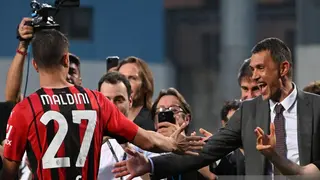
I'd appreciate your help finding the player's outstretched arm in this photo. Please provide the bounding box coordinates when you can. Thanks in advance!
[132,122,205,155]
[101,94,204,155]
[1,158,20,180]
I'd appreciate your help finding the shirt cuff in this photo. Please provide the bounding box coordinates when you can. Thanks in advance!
[148,157,155,174]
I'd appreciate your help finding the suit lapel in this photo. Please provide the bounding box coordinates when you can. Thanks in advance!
[297,90,312,165]
[255,96,271,174]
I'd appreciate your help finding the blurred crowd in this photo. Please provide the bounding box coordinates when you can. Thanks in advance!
[0,17,320,180]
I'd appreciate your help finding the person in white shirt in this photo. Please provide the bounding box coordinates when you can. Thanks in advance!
[97,72,145,180]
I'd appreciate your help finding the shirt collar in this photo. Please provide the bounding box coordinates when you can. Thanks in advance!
[269,83,297,113]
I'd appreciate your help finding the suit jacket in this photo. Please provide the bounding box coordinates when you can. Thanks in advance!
[151,90,320,180]
[211,148,245,176]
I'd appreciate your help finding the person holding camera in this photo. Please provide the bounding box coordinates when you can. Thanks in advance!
[148,88,216,180]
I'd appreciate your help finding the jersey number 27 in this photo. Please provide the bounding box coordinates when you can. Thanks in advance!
[40,110,97,169]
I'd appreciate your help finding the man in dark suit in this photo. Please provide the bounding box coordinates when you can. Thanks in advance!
[113,37,320,180]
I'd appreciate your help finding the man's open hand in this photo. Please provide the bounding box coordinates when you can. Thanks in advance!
[169,122,205,155]
[157,121,179,137]
[112,148,150,180]
[254,123,276,156]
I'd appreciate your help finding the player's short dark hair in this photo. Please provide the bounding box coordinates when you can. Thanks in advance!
[237,58,252,85]
[98,72,132,98]
[303,81,320,95]
[251,37,292,78]
[117,56,154,110]
[220,100,241,123]
[31,29,69,69]
[69,53,80,67]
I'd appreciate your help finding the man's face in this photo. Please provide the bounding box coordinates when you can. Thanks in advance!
[240,77,260,100]
[68,62,82,86]
[118,63,143,107]
[99,82,132,116]
[250,50,281,100]
[156,95,187,128]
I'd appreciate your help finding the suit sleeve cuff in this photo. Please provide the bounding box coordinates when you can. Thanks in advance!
[148,157,155,174]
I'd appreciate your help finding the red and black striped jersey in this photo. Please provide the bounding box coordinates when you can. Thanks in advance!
[4,86,139,180]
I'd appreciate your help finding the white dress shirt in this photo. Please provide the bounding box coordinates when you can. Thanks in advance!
[269,83,299,175]
[20,152,32,180]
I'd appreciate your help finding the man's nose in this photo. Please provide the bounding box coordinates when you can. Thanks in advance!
[247,91,254,99]
[110,99,115,105]
[251,69,260,80]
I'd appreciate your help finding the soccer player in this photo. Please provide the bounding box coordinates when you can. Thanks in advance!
[1,29,204,180]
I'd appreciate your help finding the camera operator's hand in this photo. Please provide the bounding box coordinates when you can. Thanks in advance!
[157,122,180,137]
[18,18,34,48]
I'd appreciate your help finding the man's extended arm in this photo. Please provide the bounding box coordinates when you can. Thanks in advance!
[263,150,320,180]
[101,93,204,155]
[1,159,20,180]
[150,108,243,178]
[132,124,203,154]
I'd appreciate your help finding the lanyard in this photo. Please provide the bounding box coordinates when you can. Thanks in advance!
[106,140,127,180]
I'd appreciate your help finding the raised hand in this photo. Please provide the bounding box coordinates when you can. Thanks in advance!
[199,128,213,141]
[18,18,34,42]
[112,148,150,180]
[254,123,276,156]
[169,122,205,155]
[157,121,180,137]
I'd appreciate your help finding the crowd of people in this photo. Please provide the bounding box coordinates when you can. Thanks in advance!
[0,17,319,180]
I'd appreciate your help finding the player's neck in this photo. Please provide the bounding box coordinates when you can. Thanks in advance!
[128,106,143,121]
[39,70,71,89]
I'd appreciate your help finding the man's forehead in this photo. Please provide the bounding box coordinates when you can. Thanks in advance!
[119,63,139,75]
[101,82,128,96]
[250,51,270,66]
[240,77,257,86]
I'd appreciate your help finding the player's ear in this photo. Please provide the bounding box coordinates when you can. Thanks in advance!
[32,59,39,73]
[62,53,69,68]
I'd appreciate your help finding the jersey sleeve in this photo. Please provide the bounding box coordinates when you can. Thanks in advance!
[98,92,139,143]
[3,104,29,162]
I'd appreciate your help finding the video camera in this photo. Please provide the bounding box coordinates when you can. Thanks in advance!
[17,0,80,40]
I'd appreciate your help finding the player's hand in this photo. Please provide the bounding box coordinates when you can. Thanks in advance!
[169,122,205,155]
[254,123,276,156]
[157,122,179,137]
[18,18,34,47]
[112,148,150,180]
